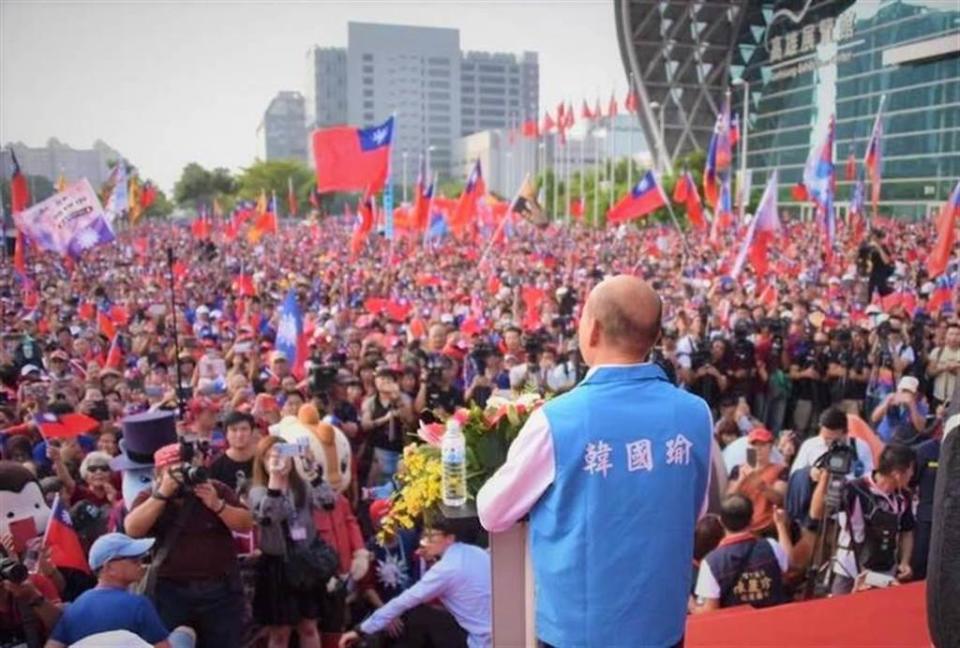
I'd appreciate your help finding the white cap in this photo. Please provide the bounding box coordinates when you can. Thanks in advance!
[897,376,919,394]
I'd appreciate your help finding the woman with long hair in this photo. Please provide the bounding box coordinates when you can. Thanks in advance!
[249,434,337,648]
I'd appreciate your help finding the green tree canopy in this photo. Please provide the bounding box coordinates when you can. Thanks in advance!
[236,159,314,217]
[173,163,237,210]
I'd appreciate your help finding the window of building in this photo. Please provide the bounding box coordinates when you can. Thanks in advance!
[363,89,373,98]
[479,86,505,96]
[363,101,374,109]
[362,65,374,74]
[428,91,448,100]
[479,75,502,85]
[364,113,374,122]
[428,80,449,89]
[428,57,449,65]
[362,53,373,62]
[428,103,448,112]
[363,76,373,85]
[462,75,475,83]
[479,64,504,73]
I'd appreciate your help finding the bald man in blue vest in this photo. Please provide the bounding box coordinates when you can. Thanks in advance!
[478,275,713,648]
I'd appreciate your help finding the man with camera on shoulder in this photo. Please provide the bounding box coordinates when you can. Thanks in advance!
[414,354,464,417]
[124,440,253,648]
[808,444,916,595]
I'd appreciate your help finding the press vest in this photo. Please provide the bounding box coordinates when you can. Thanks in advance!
[703,533,785,608]
[530,364,712,647]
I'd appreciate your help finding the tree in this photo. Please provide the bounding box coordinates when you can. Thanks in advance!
[236,159,313,217]
[173,163,237,211]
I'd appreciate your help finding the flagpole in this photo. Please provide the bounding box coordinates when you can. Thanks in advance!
[423,171,438,249]
[627,76,635,189]
[593,124,601,226]
[165,247,186,419]
[658,180,691,257]
[551,133,558,222]
[608,106,615,209]
[579,120,585,224]
[479,180,525,266]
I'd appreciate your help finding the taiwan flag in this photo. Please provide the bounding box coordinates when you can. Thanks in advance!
[43,494,92,574]
[731,171,781,279]
[312,116,394,193]
[275,289,308,380]
[607,171,666,224]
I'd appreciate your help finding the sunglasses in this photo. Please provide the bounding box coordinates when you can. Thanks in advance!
[87,465,111,473]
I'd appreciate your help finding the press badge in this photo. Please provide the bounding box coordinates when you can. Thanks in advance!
[289,524,307,541]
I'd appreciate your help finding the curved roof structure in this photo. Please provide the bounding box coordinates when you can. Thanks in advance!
[614,1,772,168]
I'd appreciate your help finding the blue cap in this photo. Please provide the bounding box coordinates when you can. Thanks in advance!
[88,533,155,571]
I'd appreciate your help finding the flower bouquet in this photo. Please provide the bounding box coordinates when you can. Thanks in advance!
[377,393,543,541]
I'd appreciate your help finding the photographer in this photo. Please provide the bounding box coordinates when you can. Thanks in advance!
[0,540,62,648]
[248,435,341,648]
[124,441,253,648]
[788,331,830,438]
[859,229,894,300]
[868,317,915,402]
[870,377,928,443]
[729,320,758,401]
[689,338,731,411]
[755,319,789,433]
[361,368,415,486]
[465,348,509,408]
[826,328,870,415]
[414,355,464,417]
[809,444,916,595]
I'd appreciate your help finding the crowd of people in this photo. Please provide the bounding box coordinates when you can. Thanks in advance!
[0,208,950,647]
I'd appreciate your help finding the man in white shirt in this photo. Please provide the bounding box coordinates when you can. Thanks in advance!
[340,516,491,648]
[791,407,874,478]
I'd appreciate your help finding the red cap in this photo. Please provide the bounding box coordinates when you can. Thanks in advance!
[369,499,392,525]
[154,443,181,468]
[747,427,775,444]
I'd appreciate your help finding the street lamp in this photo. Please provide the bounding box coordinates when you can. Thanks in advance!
[402,150,409,203]
[648,101,666,175]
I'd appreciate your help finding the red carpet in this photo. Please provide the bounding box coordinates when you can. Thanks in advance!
[687,582,930,646]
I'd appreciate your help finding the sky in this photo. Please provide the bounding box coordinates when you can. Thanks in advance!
[1,0,630,192]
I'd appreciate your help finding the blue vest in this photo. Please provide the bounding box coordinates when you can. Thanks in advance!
[703,534,785,608]
[530,364,712,647]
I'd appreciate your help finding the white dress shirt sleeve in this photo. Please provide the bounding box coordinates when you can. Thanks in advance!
[360,553,453,634]
[477,408,555,533]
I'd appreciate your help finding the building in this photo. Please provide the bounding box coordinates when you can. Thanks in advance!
[1,138,123,188]
[616,0,960,217]
[258,91,308,162]
[304,22,540,179]
[451,129,541,197]
[460,51,539,137]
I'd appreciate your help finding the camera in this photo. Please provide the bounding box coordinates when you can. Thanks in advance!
[173,463,209,487]
[424,354,447,385]
[469,342,493,375]
[0,557,28,585]
[524,334,545,361]
[309,362,339,397]
[814,440,857,511]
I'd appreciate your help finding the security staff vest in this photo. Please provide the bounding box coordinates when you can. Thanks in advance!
[530,364,712,647]
[703,533,786,608]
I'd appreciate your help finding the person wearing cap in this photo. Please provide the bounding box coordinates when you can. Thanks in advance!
[692,494,791,613]
[869,376,928,443]
[45,532,196,648]
[361,368,415,486]
[726,428,788,536]
[926,321,960,409]
[124,442,252,648]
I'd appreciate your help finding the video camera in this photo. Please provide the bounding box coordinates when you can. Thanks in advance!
[814,440,857,511]
[309,362,339,398]
[0,557,28,585]
[424,354,448,385]
[171,438,210,488]
[469,341,494,375]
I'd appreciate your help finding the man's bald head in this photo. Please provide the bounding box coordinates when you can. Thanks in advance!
[579,276,661,363]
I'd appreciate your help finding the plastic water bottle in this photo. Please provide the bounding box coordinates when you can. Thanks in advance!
[441,419,467,507]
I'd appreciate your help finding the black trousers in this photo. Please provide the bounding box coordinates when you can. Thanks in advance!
[377,604,467,648]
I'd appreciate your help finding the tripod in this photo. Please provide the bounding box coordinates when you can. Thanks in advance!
[803,472,846,600]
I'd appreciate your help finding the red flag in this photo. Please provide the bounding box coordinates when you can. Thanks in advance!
[581,100,594,121]
[570,197,584,220]
[78,301,95,321]
[521,286,546,331]
[312,117,393,193]
[350,192,375,258]
[105,334,123,370]
[191,216,211,240]
[845,152,857,181]
[450,160,484,236]
[521,119,539,138]
[43,495,92,574]
[791,183,809,202]
[10,150,30,213]
[13,233,26,276]
[607,93,618,118]
[542,111,556,133]
[97,310,117,339]
[384,300,412,322]
[673,172,706,231]
[927,181,960,278]
[564,103,575,129]
[233,272,256,297]
[607,171,665,224]
[487,275,502,295]
[140,183,157,210]
[172,261,188,281]
[35,412,100,440]
[625,89,638,113]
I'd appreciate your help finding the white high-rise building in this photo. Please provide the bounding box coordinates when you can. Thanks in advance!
[304,22,540,180]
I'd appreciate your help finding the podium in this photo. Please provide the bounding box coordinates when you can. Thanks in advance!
[489,522,536,647]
